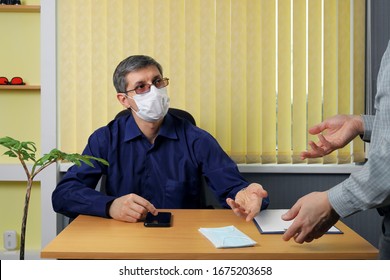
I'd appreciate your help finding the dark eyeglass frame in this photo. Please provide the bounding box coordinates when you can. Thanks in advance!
[125,77,169,95]
[0,76,25,85]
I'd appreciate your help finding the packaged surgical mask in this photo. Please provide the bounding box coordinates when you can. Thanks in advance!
[199,225,257,248]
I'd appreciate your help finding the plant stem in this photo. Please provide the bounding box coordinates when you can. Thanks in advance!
[20,178,33,260]
[17,153,31,179]
[31,160,55,180]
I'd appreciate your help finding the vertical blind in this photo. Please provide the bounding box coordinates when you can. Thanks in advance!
[58,0,366,164]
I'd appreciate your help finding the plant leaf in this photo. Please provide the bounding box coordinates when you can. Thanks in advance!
[34,149,109,169]
[21,141,37,153]
[3,150,17,158]
[0,136,20,150]
[0,136,38,163]
[2,136,109,173]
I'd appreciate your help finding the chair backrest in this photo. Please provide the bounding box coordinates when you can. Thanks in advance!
[115,108,196,126]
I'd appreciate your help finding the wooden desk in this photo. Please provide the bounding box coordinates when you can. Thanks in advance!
[41,209,378,260]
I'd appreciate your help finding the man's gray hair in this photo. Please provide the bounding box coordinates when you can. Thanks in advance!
[113,55,163,93]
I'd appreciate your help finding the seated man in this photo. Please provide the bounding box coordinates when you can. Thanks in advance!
[52,55,269,223]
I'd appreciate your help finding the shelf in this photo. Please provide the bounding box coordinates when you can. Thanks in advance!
[0,163,41,181]
[0,85,40,90]
[0,5,40,13]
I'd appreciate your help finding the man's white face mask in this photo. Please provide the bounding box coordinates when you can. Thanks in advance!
[127,86,170,122]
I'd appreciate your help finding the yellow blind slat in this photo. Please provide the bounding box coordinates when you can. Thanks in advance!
[260,0,276,164]
[307,0,323,164]
[91,2,108,129]
[277,0,292,164]
[139,0,154,56]
[58,0,76,152]
[292,0,307,163]
[185,0,201,127]
[154,0,170,71]
[246,0,262,163]
[122,0,138,56]
[337,0,352,163]
[107,1,126,119]
[230,0,247,163]
[75,2,93,153]
[215,0,231,153]
[199,0,216,135]
[323,0,338,164]
[168,0,186,109]
[352,0,366,162]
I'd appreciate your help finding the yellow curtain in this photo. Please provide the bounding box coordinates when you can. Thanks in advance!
[58,0,366,164]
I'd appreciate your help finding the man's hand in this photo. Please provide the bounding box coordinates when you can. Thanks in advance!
[108,193,158,222]
[226,183,268,222]
[301,114,364,160]
[282,192,340,243]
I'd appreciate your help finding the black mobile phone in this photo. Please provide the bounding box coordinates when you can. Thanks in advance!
[144,212,172,227]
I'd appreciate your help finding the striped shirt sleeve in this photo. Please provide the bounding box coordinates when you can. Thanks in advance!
[328,40,390,217]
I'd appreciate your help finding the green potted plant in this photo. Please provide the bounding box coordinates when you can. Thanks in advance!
[0,136,108,260]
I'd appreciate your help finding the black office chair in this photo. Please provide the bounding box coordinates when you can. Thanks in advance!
[115,107,196,126]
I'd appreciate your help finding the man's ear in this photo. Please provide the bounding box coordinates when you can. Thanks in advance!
[116,93,128,106]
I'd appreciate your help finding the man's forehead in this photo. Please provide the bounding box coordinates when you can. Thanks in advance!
[126,65,161,83]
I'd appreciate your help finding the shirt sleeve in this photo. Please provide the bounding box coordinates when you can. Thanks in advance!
[328,40,390,217]
[52,128,115,219]
[193,130,269,209]
[361,114,374,142]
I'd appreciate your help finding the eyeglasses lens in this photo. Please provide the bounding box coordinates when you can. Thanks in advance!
[134,78,169,94]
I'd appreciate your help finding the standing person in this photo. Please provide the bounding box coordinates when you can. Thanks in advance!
[53,55,269,223]
[282,40,390,259]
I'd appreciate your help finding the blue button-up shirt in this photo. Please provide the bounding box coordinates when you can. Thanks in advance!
[53,113,269,218]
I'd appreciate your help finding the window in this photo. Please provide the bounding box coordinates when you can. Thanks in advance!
[58,0,365,164]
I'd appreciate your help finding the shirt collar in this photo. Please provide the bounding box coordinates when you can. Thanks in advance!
[124,112,178,142]
[159,113,178,140]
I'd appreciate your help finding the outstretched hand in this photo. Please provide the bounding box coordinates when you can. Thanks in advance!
[226,183,268,222]
[301,114,364,160]
[281,192,340,243]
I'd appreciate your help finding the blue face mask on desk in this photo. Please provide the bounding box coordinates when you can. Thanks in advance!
[199,225,257,249]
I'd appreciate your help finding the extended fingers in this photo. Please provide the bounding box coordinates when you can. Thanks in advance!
[301,134,334,159]
[317,134,333,154]
[308,122,326,135]
[283,221,315,244]
[282,220,302,242]
[129,194,158,215]
[226,198,247,217]
[282,203,304,241]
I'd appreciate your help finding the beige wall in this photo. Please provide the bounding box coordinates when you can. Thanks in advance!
[0,0,41,255]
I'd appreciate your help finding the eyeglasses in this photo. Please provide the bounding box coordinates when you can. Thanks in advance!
[0,77,25,85]
[125,77,169,95]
